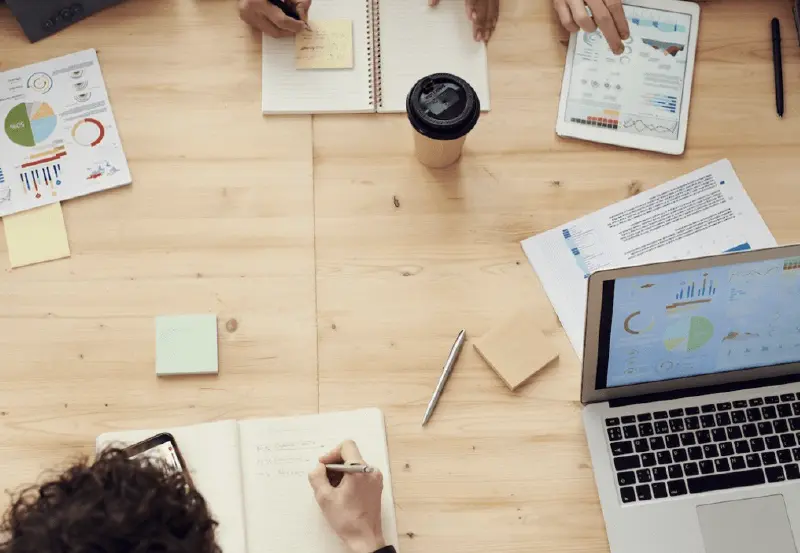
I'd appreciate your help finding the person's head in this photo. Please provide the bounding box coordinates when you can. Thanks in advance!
[0,449,220,553]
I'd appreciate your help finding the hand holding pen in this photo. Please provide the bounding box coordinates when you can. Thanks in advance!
[238,0,311,38]
[308,441,387,553]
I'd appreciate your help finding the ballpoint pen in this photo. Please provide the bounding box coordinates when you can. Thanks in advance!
[266,0,311,30]
[772,17,785,118]
[421,330,467,426]
[325,463,376,474]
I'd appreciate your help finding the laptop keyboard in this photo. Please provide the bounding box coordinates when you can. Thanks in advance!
[606,393,800,503]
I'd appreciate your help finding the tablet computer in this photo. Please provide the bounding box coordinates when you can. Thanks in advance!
[555,0,701,155]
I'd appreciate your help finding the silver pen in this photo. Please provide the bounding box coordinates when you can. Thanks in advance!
[421,330,466,426]
[325,463,376,473]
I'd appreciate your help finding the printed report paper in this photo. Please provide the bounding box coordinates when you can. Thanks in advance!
[521,160,776,358]
[0,49,131,217]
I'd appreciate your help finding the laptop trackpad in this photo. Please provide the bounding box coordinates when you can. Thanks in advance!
[698,495,798,553]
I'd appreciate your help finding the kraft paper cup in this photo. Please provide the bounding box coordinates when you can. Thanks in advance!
[406,73,480,169]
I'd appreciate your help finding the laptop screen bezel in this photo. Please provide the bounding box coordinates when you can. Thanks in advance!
[581,244,800,405]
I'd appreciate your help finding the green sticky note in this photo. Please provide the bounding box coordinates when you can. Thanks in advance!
[155,314,219,376]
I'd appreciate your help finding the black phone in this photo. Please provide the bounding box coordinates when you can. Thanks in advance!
[124,433,191,482]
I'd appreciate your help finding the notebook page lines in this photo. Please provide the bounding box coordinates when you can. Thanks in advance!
[376,0,490,112]
[262,0,373,113]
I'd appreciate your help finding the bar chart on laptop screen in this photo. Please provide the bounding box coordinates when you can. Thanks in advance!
[605,257,800,388]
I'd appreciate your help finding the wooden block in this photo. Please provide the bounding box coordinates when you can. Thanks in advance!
[473,309,559,390]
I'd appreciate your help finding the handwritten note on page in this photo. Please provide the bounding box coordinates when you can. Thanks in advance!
[238,409,398,553]
[295,20,354,69]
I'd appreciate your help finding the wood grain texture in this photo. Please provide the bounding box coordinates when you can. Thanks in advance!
[313,1,800,552]
[0,0,318,496]
[1,0,800,551]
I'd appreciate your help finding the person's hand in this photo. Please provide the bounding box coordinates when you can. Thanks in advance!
[552,0,630,55]
[308,441,386,553]
[238,0,311,38]
[430,0,499,43]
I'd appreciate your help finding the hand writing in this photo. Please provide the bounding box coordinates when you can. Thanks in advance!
[308,440,386,553]
[238,0,311,38]
[429,0,499,43]
[552,0,629,54]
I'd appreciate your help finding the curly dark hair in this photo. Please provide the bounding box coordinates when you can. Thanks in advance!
[0,449,220,553]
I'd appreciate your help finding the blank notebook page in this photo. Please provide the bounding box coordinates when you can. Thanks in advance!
[238,409,398,553]
[376,0,490,113]
[97,421,247,553]
[262,0,373,113]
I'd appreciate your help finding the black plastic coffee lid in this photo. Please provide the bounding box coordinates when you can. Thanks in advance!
[406,73,480,141]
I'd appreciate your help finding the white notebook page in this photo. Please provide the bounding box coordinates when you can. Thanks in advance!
[97,421,248,553]
[238,409,399,553]
[376,0,490,113]
[262,0,374,114]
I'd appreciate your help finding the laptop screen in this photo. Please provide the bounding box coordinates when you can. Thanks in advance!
[597,254,800,389]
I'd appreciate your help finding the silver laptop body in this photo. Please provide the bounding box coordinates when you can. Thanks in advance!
[581,244,800,553]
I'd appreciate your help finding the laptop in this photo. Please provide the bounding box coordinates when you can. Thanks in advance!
[581,244,800,553]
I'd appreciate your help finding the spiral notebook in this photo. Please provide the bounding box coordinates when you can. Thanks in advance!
[261,0,491,114]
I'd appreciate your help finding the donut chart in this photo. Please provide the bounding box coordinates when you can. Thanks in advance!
[623,311,655,335]
[27,72,53,94]
[71,118,105,147]
[4,102,58,147]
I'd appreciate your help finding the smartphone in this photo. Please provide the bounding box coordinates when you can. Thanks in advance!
[125,433,191,482]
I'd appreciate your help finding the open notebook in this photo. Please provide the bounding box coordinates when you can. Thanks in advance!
[262,0,490,114]
[97,409,398,553]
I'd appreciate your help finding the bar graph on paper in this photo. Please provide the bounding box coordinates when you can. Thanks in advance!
[561,225,613,278]
[19,163,62,200]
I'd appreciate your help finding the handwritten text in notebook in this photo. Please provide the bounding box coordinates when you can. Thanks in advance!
[254,440,327,477]
[295,20,354,70]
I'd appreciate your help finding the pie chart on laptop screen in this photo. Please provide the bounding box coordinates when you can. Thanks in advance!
[4,102,58,147]
[663,316,714,352]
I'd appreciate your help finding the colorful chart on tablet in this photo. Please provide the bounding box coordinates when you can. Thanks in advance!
[563,4,693,141]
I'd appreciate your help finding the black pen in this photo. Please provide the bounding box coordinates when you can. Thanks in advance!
[772,17,785,118]
[267,0,311,30]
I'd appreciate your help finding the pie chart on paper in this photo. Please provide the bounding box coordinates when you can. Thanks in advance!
[4,102,58,147]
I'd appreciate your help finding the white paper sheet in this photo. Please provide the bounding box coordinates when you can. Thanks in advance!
[238,408,399,553]
[97,421,248,553]
[0,49,131,216]
[262,0,373,114]
[377,0,490,113]
[521,159,777,359]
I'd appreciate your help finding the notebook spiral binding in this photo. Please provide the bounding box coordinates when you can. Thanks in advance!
[366,0,382,109]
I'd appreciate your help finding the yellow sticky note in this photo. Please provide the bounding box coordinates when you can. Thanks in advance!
[3,203,71,268]
[295,20,353,69]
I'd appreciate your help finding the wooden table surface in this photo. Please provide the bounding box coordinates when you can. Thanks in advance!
[1,0,799,551]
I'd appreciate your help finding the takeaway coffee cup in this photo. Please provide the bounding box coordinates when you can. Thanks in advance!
[406,73,480,168]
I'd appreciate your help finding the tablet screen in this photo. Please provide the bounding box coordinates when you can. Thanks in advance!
[563,4,693,141]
